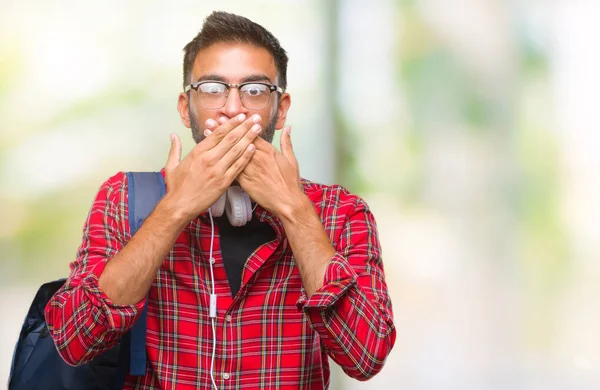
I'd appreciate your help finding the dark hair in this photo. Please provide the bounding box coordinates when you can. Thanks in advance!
[182,11,288,90]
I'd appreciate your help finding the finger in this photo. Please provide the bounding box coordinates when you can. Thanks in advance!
[218,116,228,124]
[218,122,262,169]
[252,136,271,151]
[202,114,254,151]
[280,126,299,171]
[210,114,262,158]
[280,126,296,163]
[165,133,182,171]
[224,143,257,181]
[205,119,218,130]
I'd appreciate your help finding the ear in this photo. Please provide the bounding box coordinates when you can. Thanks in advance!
[177,92,191,128]
[275,92,291,130]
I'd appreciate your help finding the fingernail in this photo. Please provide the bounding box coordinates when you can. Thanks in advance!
[205,119,217,128]
[204,129,212,136]
[252,114,261,124]
[248,144,256,152]
[238,113,246,121]
[286,126,292,135]
[251,124,261,133]
[170,133,175,141]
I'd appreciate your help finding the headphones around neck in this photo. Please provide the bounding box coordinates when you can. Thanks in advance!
[209,185,252,226]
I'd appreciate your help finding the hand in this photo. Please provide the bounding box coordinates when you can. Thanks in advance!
[164,114,263,220]
[237,126,305,218]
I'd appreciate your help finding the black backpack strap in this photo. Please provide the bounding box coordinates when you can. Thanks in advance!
[114,172,166,388]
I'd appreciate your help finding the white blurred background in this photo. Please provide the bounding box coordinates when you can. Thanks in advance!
[1,0,600,388]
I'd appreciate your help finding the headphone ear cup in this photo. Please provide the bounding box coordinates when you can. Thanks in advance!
[210,192,227,217]
[225,186,252,226]
[243,191,252,221]
[240,189,252,222]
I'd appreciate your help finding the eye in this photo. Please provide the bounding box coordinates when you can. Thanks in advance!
[241,83,268,96]
[199,82,226,95]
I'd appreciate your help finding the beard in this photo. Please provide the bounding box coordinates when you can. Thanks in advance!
[190,110,278,145]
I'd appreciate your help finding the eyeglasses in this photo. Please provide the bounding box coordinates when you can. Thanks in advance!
[184,80,283,110]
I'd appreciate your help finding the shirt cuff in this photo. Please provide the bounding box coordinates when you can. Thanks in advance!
[80,261,146,331]
[296,252,358,310]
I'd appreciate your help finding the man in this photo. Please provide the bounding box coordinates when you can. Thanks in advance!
[45,11,395,389]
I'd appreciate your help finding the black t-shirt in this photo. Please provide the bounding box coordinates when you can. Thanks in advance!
[215,213,276,297]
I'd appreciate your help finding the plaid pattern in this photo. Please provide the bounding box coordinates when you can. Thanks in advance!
[45,171,395,389]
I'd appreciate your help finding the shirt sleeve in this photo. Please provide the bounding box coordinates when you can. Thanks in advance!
[296,196,396,381]
[44,172,145,366]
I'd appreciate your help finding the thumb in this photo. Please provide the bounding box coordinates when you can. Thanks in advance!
[166,133,182,171]
[280,126,297,166]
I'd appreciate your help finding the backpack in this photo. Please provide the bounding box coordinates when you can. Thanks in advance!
[8,172,166,390]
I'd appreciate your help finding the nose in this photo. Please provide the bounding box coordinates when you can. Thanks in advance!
[220,87,248,119]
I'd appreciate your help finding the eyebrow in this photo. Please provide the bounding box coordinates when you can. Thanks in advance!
[195,73,273,84]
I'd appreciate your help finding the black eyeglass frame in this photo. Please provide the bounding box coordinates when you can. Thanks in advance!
[184,80,284,109]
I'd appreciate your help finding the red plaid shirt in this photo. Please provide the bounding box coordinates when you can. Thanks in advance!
[45,171,395,389]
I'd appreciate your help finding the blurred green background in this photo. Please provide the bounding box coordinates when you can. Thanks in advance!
[2,0,599,388]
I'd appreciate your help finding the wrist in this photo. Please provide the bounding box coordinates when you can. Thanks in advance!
[156,192,195,229]
[278,193,315,226]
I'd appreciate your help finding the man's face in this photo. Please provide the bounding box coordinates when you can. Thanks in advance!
[178,42,290,144]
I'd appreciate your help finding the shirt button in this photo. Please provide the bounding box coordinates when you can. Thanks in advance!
[222,372,230,380]
[225,315,232,322]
